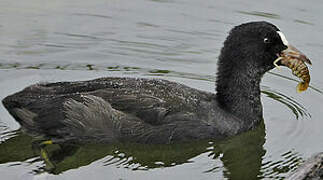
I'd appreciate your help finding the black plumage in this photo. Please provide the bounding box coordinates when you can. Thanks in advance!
[2,21,292,144]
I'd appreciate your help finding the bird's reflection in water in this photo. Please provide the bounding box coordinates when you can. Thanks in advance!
[0,120,268,179]
[214,120,266,179]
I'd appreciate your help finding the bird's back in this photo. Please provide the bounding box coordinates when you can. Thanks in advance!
[3,77,226,143]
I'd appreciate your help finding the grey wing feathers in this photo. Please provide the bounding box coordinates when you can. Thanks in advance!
[13,108,37,127]
[11,108,40,136]
[62,95,123,141]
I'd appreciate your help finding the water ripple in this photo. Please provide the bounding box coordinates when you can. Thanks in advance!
[261,88,311,120]
[261,150,304,179]
[72,13,112,19]
[236,11,281,19]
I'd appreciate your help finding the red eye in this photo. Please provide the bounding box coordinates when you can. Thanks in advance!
[264,38,271,44]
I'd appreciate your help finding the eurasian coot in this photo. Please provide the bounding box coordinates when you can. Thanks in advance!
[2,21,311,144]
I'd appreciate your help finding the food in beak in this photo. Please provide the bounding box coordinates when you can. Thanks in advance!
[273,45,312,93]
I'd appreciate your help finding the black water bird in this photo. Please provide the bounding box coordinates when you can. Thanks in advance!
[2,21,310,144]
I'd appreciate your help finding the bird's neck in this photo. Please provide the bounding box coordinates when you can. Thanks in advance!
[215,61,264,130]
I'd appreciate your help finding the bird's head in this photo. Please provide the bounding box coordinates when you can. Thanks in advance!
[218,21,311,92]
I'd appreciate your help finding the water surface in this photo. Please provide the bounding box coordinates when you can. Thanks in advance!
[0,0,322,179]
